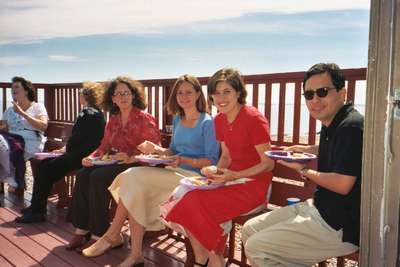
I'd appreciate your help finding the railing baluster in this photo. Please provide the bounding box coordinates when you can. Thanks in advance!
[293,81,302,144]
[264,81,272,123]
[252,83,259,108]
[277,82,286,144]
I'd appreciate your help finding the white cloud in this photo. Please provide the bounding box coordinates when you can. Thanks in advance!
[48,55,81,62]
[0,56,32,65]
[0,0,370,44]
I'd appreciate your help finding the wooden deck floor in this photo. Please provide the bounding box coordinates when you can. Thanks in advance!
[0,191,188,267]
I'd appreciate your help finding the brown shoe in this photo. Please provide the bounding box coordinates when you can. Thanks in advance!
[66,232,91,250]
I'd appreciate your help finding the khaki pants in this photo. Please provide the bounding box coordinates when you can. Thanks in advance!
[242,199,358,267]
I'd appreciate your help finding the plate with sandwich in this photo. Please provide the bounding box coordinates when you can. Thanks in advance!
[180,176,223,190]
[135,154,175,165]
[265,150,317,164]
[91,153,119,166]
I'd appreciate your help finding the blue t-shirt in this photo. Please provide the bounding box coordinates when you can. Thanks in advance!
[169,113,219,173]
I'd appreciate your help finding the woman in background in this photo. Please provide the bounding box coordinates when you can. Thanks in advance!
[15,81,106,223]
[0,76,48,194]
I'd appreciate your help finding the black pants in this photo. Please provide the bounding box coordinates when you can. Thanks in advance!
[67,162,139,236]
[30,153,82,213]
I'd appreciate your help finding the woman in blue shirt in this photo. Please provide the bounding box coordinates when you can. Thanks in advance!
[82,74,220,266]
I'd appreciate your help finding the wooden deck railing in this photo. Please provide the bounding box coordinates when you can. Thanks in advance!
[0,68,366,146]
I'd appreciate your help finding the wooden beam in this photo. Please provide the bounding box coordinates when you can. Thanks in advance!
[361,0,400,266]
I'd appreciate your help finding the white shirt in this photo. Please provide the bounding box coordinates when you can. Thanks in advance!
[3,102,48,159]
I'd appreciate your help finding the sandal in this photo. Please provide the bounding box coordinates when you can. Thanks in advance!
[82,234,124,257]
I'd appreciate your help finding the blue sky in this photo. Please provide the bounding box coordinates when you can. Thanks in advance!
[0,1,370,83]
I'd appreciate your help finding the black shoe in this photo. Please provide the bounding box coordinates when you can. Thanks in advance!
[15,212,46,223]
[21,206,32,214]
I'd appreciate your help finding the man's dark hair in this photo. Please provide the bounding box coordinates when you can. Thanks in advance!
[11,76,36,101]
[303,63,346,91]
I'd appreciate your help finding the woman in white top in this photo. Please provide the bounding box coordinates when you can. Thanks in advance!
[0,76,48,193]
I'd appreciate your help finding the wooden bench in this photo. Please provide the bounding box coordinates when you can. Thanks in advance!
[224,155,320,267]
[224,155,360,267]
[30,121,76,208]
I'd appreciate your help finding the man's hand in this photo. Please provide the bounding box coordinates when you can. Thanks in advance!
[284,145,318,155]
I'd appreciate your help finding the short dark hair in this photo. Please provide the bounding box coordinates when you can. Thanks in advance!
[207,68,247,104]
[303,63,346,91]
[11,76,35,101]
[103,76,147,114]
[167,74,208,116]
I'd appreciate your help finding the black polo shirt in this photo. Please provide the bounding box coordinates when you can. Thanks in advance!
[314,102,363,246]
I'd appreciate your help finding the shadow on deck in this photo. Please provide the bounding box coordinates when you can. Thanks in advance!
[0,191,188,267]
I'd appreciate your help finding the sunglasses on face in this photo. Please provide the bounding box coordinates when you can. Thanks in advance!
[303,87,337,100]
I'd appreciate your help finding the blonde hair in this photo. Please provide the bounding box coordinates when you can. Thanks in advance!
[80,81,104,108]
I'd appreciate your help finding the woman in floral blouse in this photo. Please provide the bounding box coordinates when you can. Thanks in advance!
[66,76,161,250]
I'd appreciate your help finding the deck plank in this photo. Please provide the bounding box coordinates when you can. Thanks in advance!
[1,191,185,267]
[0,234,41,266]
[0,255,13,267]
[1,195,125,267]
[0,216,70,267]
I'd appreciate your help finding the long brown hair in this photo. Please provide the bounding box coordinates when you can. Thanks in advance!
[167,74,207,116]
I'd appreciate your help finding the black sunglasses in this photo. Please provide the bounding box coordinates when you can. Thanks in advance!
[303,87,337,100]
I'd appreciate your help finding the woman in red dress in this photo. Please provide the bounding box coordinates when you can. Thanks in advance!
[165,68,274,267]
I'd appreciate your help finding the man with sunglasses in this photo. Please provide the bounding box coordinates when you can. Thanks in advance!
[241,63,363,266]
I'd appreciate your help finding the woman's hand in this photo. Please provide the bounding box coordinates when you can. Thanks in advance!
[137,141,158,154]
[0,120,8,131]
[12,101,25,116]
[122,155,139,164]
[208,168,238,184]
[201,165,218,177]
[82,156,94,167]
[52,146,66,153]
[165,155,180,168]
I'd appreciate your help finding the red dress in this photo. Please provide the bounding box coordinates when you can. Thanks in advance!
[90,107,161,157]
[165,105,272,253]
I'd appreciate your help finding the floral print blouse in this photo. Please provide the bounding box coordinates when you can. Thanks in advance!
[90,106,160,157]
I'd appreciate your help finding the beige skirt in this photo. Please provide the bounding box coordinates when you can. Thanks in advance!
[108,166,198,231]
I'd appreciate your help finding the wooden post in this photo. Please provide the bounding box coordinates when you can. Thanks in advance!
[360,0,400,266]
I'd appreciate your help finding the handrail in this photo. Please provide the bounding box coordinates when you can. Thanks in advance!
[0,68,367,146]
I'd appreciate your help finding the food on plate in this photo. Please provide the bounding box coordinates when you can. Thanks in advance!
[205,165,218,174]
[188,177,211,186]
[101,153,112,161]
[289,152,310,159]
[138,154,171,159]
[202,165,223,177]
